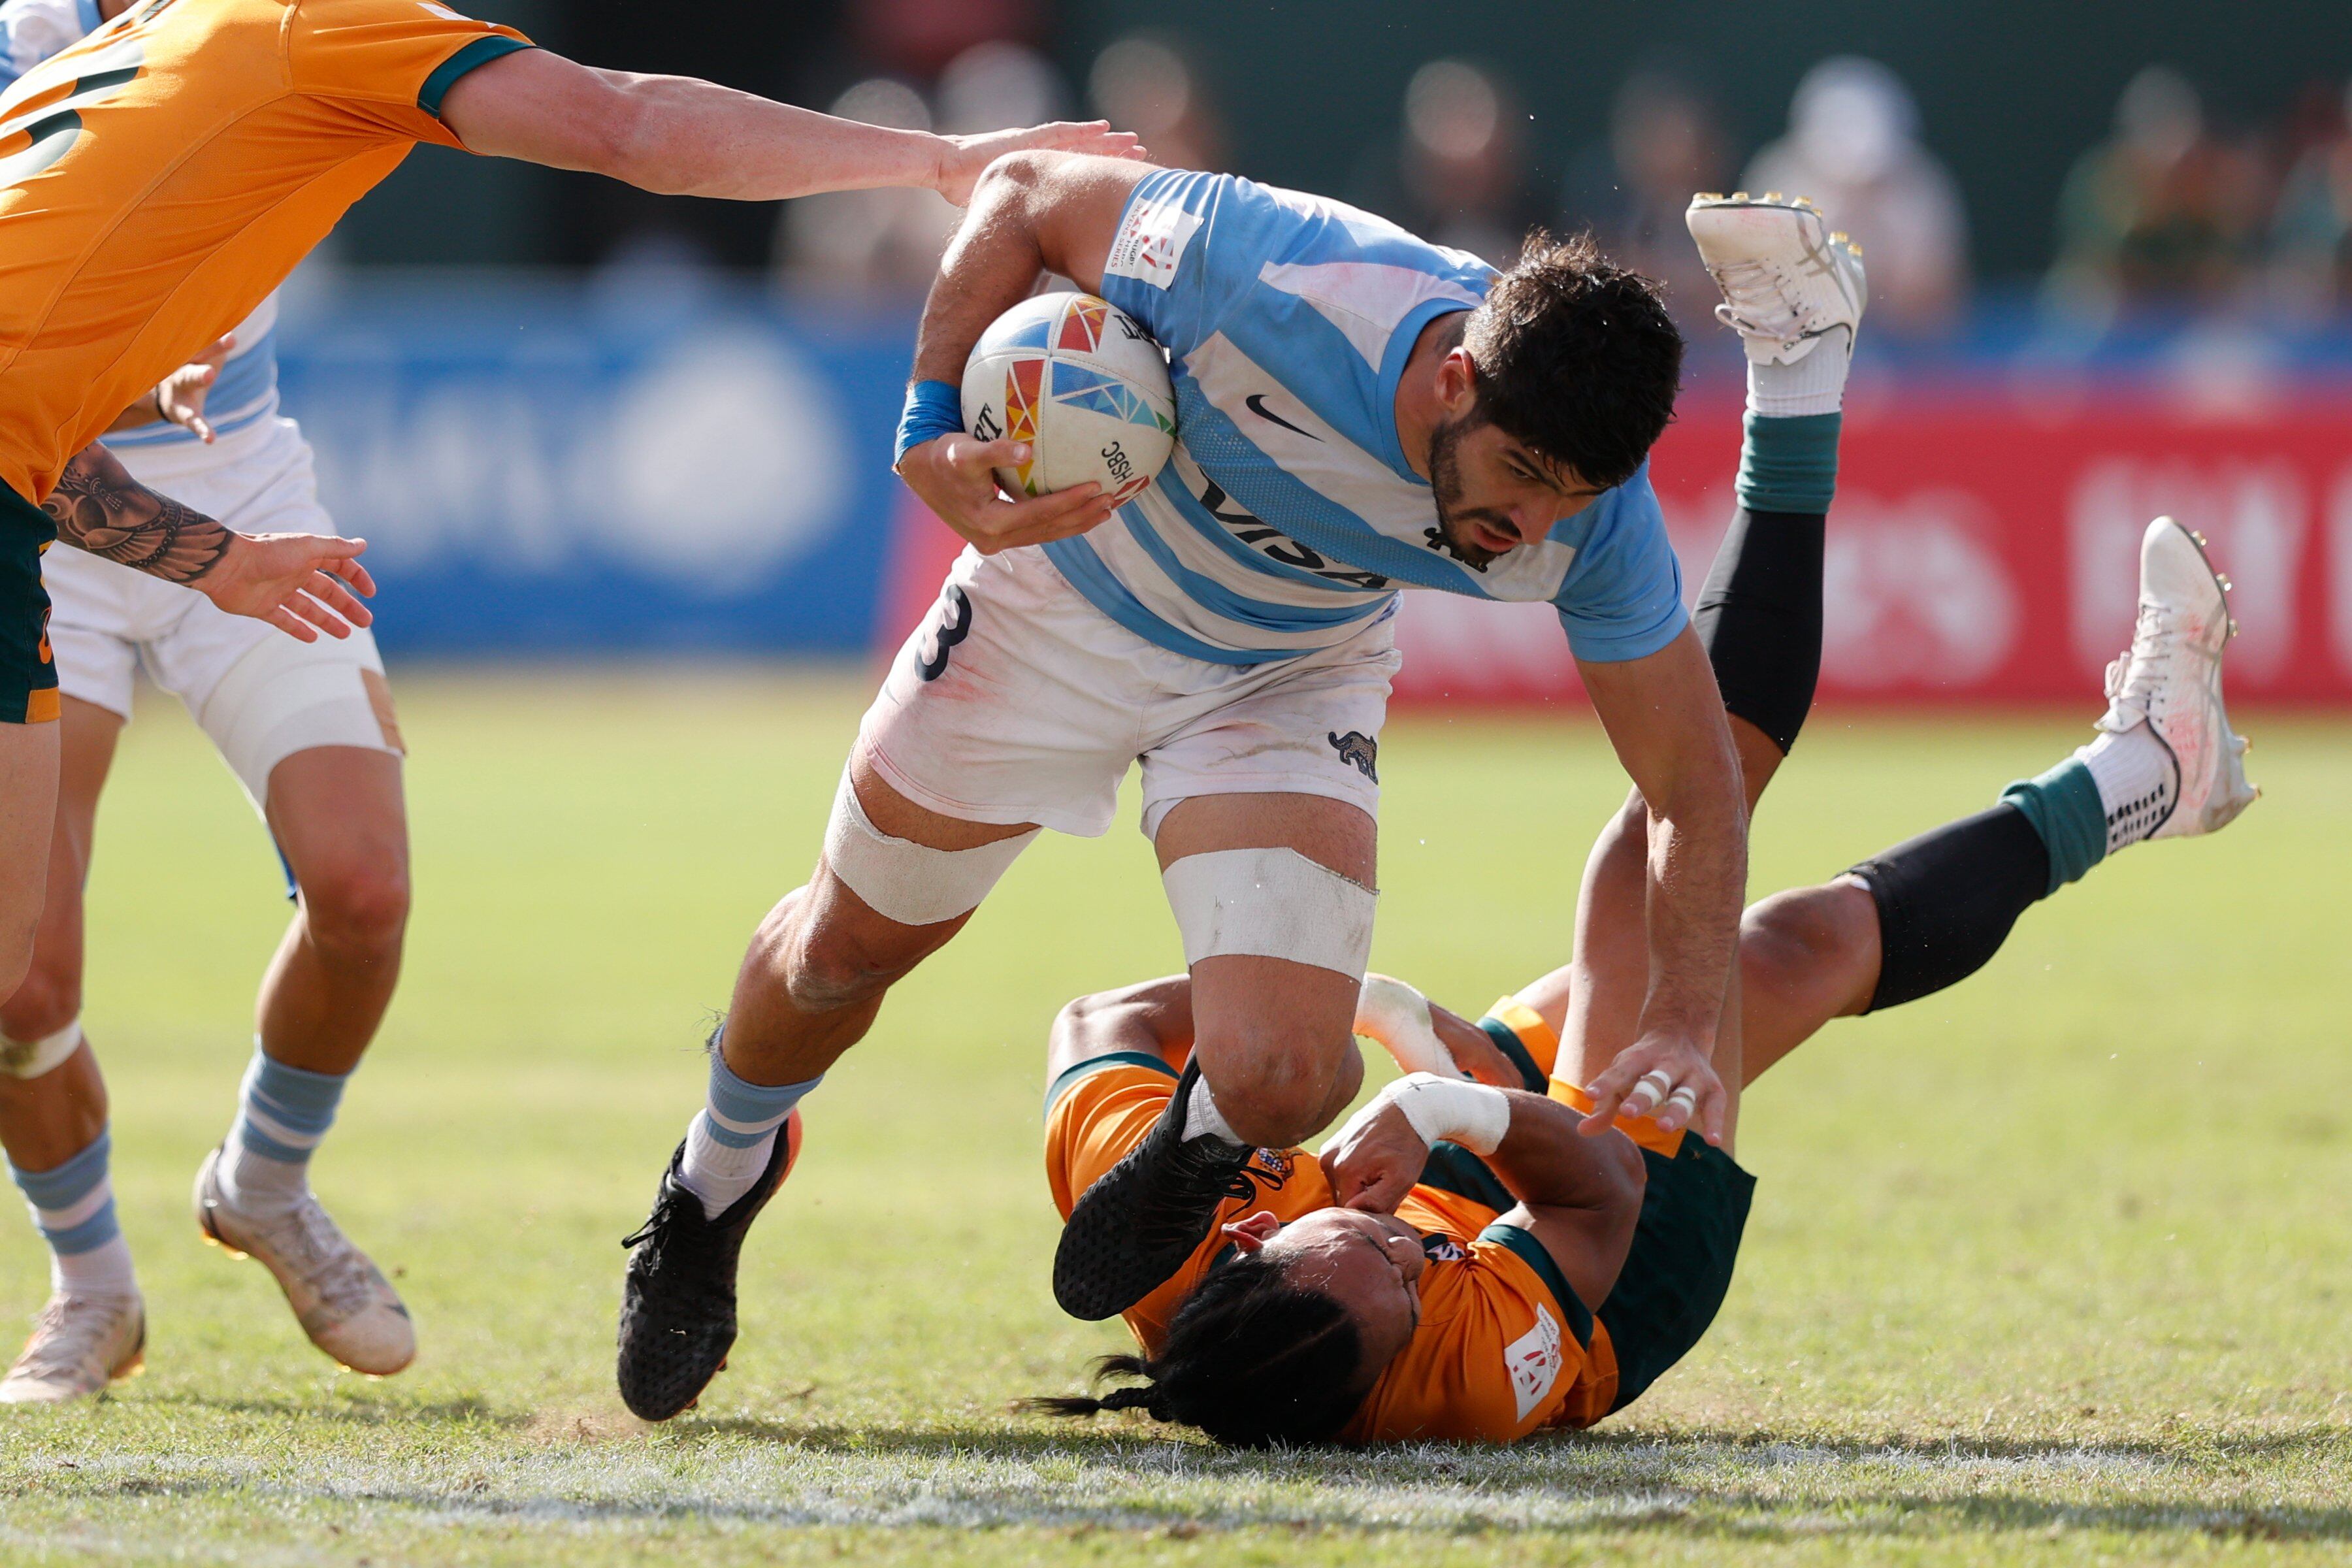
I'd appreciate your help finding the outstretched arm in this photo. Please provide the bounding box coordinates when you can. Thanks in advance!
[44,446,374,643]
[1574,625,1748,1143]
[438,48,1139,206]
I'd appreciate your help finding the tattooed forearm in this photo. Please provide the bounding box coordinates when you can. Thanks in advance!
[42,444,231,583]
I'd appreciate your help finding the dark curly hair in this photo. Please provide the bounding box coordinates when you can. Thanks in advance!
[1026,1254,1364,1446]
[1460,231,1684,491]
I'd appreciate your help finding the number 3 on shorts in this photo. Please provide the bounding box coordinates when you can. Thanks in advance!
[915,584,973,681]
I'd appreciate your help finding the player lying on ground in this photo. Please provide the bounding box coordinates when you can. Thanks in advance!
[1035,518,2257,1443]
[614,176,1856,1418]
[0,0,1138,1405]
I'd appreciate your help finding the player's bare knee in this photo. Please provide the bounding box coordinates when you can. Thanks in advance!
[0,944,76,1043]
[1742,883,1875,998]
[1195,1016,1352,1148]
[777,908,937,1016]
[300,854,412,964]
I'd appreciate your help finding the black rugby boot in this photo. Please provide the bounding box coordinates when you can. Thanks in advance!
[1053,1059,1256,1320]
[615,1116,797,1421]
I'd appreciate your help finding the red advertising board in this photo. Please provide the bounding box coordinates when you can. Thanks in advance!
[885,395,2352,706]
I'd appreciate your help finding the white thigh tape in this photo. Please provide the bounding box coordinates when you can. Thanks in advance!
[1354,973,1466,1079]
[1162,847,1377,979]
[0,1021,84,1080]
[822,769,1038,926]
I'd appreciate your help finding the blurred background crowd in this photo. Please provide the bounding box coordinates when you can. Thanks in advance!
[345,0,2352,351]
[259,0,2352,694]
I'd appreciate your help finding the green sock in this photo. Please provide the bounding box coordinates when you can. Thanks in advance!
[1999,759,2106,896]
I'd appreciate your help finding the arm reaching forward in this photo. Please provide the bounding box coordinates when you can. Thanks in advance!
[43,446,375,644]
[436,48,1142,206]
[1574,624,1748,1143]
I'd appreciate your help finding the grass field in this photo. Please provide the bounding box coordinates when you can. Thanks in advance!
[1,670,2347,1566]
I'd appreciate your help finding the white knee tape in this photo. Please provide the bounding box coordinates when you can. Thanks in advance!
[1162,848,1377,979]
[821,769,1038,926]
[0,1021,84,1080]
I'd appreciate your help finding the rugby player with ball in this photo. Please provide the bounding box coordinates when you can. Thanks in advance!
[617,158,1863,1419]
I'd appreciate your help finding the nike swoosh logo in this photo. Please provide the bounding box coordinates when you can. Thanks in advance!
[1245,394,1320,442]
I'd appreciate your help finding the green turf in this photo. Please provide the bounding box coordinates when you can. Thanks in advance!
[2,671,2347,1566]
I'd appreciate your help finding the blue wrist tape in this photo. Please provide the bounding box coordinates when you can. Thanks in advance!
[894,380,966,466]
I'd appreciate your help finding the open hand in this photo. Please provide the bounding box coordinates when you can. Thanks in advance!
[155,334,236,444]
[896,433,1119,554]
[1318,1101,1428,1216]
[1579,1030,1726,1143]
[197,532,377,643]
[934,121,1148,206]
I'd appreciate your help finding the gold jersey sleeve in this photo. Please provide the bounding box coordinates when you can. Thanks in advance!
[0,0,530,502]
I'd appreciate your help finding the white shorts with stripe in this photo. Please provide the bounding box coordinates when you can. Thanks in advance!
[43,415,402,811]
[862,543,1398,843]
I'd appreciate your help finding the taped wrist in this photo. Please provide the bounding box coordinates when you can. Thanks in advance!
[1353,974,1464,1078]
[1693,506,1825,755]
[894,379,964,467]
[1384,1072,1512,1154]
[821,767,1039,926]
[0,1021,84,1080]
[1162,848,1376,979]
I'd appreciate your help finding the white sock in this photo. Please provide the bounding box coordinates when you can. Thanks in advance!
[54,1233,137,1300]
[219,1126,308,1217]
[2079,723,2177,853]
[1181,1075,1244,1147]
[1748,327,1851,417]
[677,1111,778,1219]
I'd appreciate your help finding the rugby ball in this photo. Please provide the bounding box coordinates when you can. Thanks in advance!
[961,291,1175,504]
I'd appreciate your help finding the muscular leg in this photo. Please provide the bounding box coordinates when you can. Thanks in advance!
[0,717,61,1002]
[1,698,118,1168]
[1,698,137,1307]
[721,747,1034,1087]
[1153,792,1373,1150]
[256,747,410,1075]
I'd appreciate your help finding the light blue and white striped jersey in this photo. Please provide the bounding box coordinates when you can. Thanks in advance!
[1066,169,1688,668]
[0,0,282,451]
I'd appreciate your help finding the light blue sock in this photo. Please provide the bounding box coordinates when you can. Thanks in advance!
[678,1049,821,1218]
[2001,758,2108,896]
[10,1130,137,1296]
[222,1047,350,1213]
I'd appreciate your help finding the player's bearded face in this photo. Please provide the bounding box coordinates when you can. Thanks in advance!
[1428,412,1588,570]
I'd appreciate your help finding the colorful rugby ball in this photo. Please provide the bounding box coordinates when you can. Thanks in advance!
[961,291,1176,504]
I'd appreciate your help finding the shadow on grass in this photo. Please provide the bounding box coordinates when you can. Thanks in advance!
[665,1413,2348,1471]
[31,1411,2352,1543]
[129,1391,525,1429]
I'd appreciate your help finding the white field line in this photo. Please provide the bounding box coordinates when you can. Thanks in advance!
[5,1437,2225,1538]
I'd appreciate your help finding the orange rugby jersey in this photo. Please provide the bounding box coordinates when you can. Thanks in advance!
[1043,1043,1603,1444]
[0,0,531,502]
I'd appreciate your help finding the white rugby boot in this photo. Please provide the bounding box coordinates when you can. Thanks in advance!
[2095,516,2259,840]
[0,1292,144,1404]
[1686,192,1868,364]
[193,1147,415,1376]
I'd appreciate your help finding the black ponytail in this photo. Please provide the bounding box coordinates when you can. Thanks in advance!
[1024,1256,1365,1446]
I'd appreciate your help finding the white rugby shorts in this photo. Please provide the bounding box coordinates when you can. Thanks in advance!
[44,416,402,809]
[861,544,1399,841]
